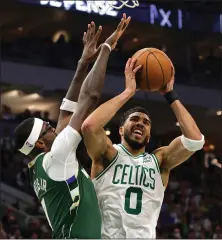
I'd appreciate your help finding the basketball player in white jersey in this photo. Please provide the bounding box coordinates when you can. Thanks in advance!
[81,58,205,238]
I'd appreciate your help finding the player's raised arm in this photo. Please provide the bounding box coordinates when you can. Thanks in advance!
[82,58,141,177]
[56,22,102,133]
[153,66,205,179]
[69,14,131,134]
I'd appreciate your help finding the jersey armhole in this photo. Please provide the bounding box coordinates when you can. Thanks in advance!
[94,152,119,181]
[151,153,165,189]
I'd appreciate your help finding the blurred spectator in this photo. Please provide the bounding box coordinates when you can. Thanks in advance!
[213,226,222,239]
[1,209,19,238]
[0,222,7,239]
[1,105,15,120]
[203,144,222,203]
[16,167,29,188]
[0,127,15,168]
[16,109,32,121]
[204,145,221,169]
[42,111,50,122]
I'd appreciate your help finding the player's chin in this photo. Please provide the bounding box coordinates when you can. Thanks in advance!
[131,134,145,142]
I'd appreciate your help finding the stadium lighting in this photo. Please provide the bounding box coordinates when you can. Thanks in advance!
[216,110,222,116]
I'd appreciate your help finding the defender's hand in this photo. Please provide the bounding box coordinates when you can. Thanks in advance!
[105,13,131,50]
[159,65,175,94]
[81,22,102,63]
[124,58,142,95]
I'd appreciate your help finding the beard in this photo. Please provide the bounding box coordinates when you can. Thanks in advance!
[124,131,149,150]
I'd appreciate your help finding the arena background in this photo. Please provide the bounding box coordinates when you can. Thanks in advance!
[0,0,221,238]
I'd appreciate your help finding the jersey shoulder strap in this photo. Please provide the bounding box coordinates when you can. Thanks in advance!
[115,144,147,159]
[28,152,45,169]
[28,153,45,185]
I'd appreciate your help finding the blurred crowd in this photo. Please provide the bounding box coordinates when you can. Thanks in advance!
[2,35,221,89]
[0,207,51,239]
[0,117,221,239]
[1,105,55,125]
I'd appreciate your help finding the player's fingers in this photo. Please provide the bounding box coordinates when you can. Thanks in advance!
[86,24,91,42]
[122,16,131,32]
[94,26,102,42]
[90,21,95,40]
[82,32,87,43]
[133,65,142,73]
[123,13,126,20]
[125,58,131,69]
[172,65,175,75]
[117,18,124,32]
[130,58,137,69]
[170,65,175,80]
[89,22,94,41]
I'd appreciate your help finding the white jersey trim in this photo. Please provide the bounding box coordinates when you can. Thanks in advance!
[118,144,146,159]
[93,152,119,181]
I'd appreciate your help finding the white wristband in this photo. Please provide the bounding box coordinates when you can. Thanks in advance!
[180,134,205,152]
[60,98,78,113]
[103,43,112,52]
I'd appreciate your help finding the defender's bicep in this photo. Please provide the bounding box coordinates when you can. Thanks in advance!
[50,126,82,163]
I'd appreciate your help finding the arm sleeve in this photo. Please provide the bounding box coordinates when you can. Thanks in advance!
[43,126,82,181]
[50,125,82,163]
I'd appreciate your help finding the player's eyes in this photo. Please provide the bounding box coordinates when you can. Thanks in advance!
[130,117,139,122]
[144,121,150,125]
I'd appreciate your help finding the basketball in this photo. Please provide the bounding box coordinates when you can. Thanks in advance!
[132,48,173,92]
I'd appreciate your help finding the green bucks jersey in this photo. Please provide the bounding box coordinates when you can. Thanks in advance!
[29,152,101,239]
[93,144,165,239]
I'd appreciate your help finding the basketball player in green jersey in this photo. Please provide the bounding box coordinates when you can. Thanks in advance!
[81,59,205,238]
[13,14,131,239]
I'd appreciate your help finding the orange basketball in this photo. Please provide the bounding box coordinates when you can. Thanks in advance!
[132,48,173,92]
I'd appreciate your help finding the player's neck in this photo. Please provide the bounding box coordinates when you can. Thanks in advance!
[121,140,145,157]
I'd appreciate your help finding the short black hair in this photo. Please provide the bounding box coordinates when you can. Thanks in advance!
[120,106,151,126]
[14,117,35,150]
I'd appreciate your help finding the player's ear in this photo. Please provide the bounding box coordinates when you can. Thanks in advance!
[35,140,45,149]
[119,126,124,137]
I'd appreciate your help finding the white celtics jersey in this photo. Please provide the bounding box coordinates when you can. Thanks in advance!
[93,144,165,239]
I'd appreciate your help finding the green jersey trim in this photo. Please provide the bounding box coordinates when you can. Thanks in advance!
[151,154,165,187]
[95,152,119,180]
[118,144,145,159]
[151,154,161,173]
[28,153,45,168]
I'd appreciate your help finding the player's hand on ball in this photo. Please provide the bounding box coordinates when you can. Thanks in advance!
[159,64,175,94]
[105,13,131,50]
[81,22,102,63]
[124,58,142,95]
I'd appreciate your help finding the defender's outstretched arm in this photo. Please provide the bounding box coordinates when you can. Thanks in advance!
[56,22,102,133]
[69,14,131,133]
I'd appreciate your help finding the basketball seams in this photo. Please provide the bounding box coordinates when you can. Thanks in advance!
[153,50,172,85]
[135,48,150,60]
[149,52,165,89]
[135,49,153,91]
[145,51,152,91]
[133,48,172,91]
